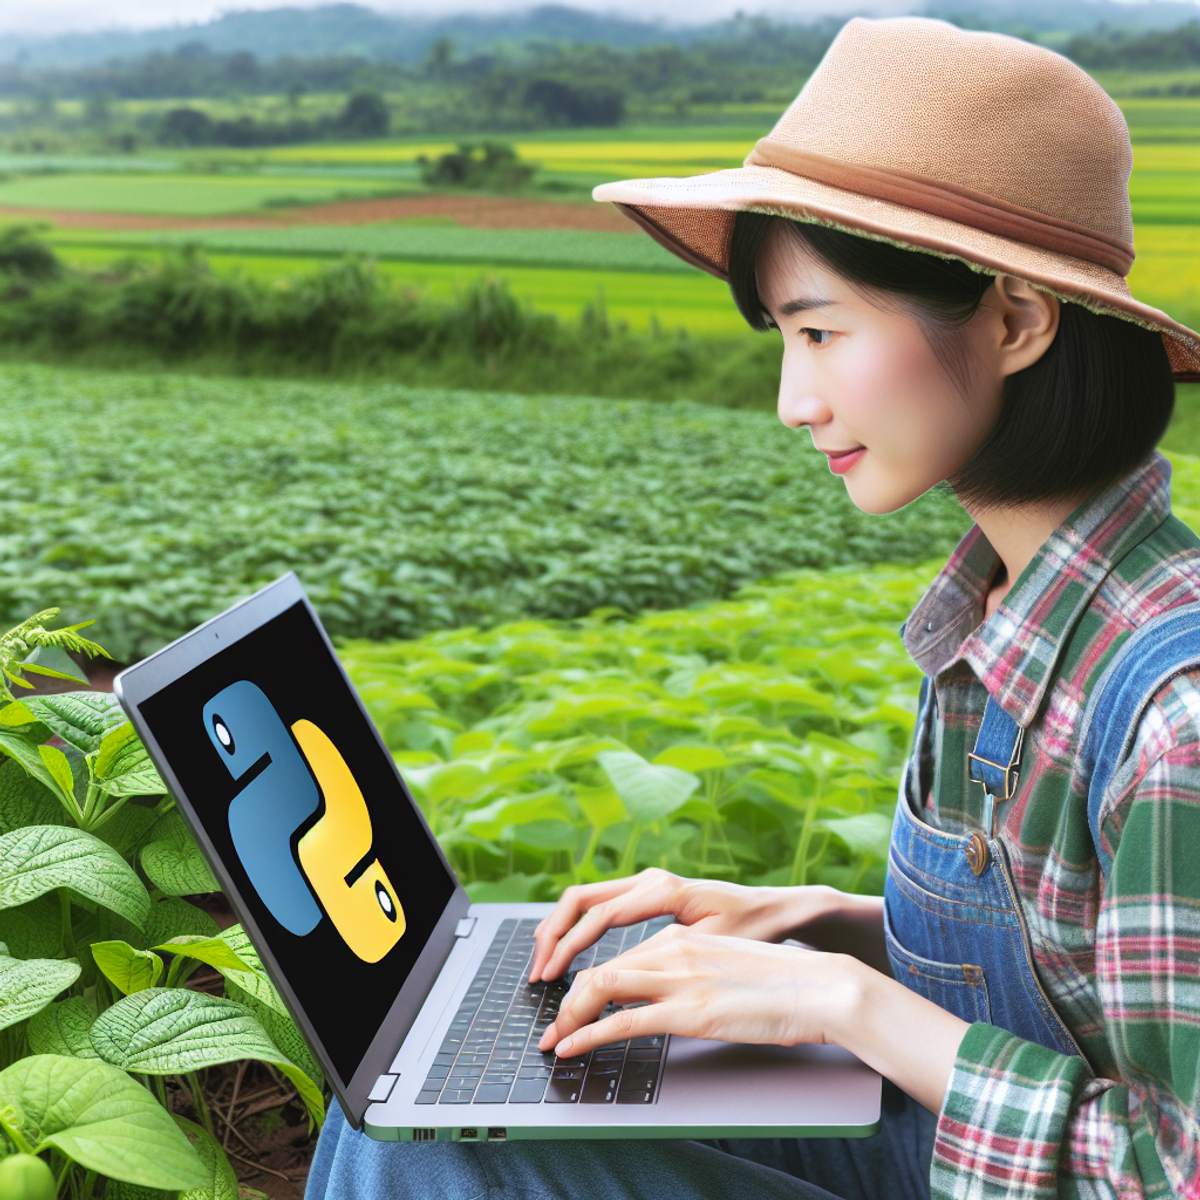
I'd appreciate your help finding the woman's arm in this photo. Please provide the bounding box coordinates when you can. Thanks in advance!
[537,927,969,1114]
[529,869,892,981]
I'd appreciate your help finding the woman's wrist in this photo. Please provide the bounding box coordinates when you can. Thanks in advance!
[776,886,891,975]
[822,953,970,1115]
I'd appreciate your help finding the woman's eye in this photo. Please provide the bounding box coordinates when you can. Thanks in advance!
[800,328,834,347]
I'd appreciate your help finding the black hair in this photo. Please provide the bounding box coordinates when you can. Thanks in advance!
[728,211,1175,509]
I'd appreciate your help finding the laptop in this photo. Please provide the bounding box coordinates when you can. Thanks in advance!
[114,573,881,1143]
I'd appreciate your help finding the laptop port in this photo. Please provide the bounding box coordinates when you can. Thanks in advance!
[459,1128,479,1141]
[488,1128,507,1142]
[412,1129,436,1143]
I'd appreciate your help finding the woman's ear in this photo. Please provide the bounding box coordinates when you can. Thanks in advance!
[988,275,1060,378]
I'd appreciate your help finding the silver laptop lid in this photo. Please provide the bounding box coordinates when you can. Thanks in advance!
[114,573,471,1127]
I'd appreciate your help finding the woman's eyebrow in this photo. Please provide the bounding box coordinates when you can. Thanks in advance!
[778,297,838,316]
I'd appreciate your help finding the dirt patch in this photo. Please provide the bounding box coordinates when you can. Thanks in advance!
[0,193,634,235]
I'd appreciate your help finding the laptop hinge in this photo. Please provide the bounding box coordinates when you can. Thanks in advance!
[454,916,477,939]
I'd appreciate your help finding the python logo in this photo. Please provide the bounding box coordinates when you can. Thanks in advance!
[202,681,405,963]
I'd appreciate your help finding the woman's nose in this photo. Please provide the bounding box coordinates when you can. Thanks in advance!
[777,382,833,431]
[777,344,832,430]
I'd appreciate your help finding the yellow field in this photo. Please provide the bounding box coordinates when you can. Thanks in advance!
[259,139,752,177]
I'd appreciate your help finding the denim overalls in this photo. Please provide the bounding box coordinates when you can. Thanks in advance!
[883,678,1084,1058]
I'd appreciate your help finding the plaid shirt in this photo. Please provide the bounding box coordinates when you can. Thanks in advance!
[902,451,1200,1199]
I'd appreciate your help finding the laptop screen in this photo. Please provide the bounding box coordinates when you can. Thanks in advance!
[135,599,457,1084]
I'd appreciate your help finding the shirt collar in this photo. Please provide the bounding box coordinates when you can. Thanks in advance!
[903,451,1174,727]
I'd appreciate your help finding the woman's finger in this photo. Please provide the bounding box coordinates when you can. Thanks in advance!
[528,878,637,981]
[539,965,671,1051]
[534,881,681,981]
[529,869,680,981]
[547,998,685,1059]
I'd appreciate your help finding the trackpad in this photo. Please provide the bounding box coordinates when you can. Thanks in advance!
[660,1037,881,1130]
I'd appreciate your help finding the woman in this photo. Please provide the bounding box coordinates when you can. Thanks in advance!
[307,16,1200,1199]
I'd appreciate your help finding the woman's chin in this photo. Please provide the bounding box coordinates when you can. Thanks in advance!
[842,475,930,516]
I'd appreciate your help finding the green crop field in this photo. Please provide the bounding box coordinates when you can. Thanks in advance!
[0,171,413,216]
[0,364,973,663]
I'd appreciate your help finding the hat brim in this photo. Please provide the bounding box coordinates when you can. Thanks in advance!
[594,165,1200,383]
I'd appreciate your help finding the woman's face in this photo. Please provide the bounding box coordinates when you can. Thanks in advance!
[757,226,1006,515]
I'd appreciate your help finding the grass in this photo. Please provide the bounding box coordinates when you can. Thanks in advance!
[0,172,415,216]
[45,223,689,271]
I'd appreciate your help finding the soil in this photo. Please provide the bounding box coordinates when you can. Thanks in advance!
[0,192,633,234]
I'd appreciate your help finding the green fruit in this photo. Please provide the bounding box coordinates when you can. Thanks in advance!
[0,1153,56,1200]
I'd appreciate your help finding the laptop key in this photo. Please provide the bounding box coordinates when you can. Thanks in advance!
[630,1036,665,1049]
[473,1083,513,1104]
[581,1074,617,1103]
[517,1066,553,1080]
[424,1065,450,1080]
[415,1090,442,1105]
[508,1078,549,1103]
[543,1077,581,1103]
[438,1089,476,1104]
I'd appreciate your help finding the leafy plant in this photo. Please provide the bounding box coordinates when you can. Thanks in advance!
[0,612,324,1198]
[342,562,936,901]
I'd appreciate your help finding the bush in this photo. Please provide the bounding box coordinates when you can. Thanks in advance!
[0,238,786,406]
[418,141,536,190]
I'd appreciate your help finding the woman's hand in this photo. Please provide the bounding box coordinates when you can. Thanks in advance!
[538,923,857,1056]
[537,922,972,1116]
[528,868,831,983]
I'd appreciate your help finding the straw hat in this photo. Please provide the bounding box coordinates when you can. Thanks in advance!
[593,16,1200,382]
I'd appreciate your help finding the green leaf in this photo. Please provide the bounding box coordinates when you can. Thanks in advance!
[172,1115,239,1200]
[89,723,166,798]
[153,936,250,974]
[90,989,324,1125]
[653,745,732,772]
[575,784,626,830]
[200,924,325,1089]
[139,897,219,951]
[92,940,164,995]
[24,692,125,754]
[37,745,75,806]
[21,645,90,686]
[0,950,80,1030]
[816,813,894,860]
[596,750,699,825]
[28,996,100,1060]
[0,763,65,835]
[0,713,68,809]
[210,926,284,1015]
[0,826,150,928]
[139,812,218,897]
[0,896,61,959]
[91,801,161,859]
[463,792,573,839]
[0,1055,206,1190]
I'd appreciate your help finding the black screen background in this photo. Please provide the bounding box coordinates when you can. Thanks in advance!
[138,601,457,1083]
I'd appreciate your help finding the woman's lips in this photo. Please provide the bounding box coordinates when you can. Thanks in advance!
[825,447,866,475]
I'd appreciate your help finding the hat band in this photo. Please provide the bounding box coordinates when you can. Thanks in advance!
[745,138,1135,276]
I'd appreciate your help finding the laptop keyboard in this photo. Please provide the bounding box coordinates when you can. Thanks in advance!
[415,916,674,1107]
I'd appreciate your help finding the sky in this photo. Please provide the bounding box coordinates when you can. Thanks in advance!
[0,0,823,36]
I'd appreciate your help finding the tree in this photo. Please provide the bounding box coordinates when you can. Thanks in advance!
[336,90,389,138]
[159,107,213,146]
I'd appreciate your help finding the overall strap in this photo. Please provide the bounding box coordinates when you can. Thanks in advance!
[1077,602,1200,877]
[969,697,1024,837]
